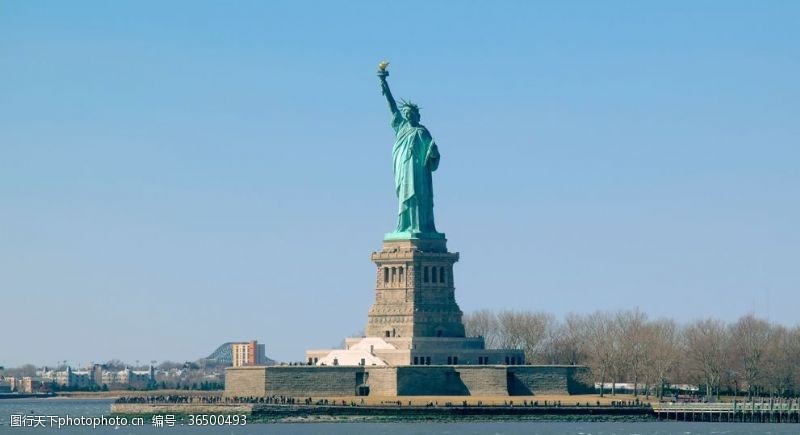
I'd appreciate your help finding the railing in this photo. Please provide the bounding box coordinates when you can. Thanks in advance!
[652,402,800,423]
[653,402,800,412]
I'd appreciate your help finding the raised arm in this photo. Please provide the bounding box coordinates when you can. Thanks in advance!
[379,75,399,116]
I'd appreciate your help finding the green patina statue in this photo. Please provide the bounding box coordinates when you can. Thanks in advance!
[378,62,445,240]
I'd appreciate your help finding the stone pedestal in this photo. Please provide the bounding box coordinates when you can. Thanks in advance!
[305,236,525,368]
[366,238,465,339]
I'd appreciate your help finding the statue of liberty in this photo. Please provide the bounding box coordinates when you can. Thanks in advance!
[377,62,444,240]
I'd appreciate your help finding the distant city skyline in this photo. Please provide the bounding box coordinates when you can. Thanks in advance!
[1,1,798,367]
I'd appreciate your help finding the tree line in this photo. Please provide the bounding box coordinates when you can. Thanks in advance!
[463,309,800,398]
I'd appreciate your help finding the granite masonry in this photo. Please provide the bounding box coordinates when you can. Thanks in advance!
[225,365,590,397]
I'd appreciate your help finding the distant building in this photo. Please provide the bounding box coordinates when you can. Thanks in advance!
[40,365,102,389]
[41,366,81,388]
[101,370,117,386]
[114,366,155,389]
[206,341,272,366]
[593,382,699,394]
[232,340,266,367]
[38,364,154,390]
[1,376,18,392]
[20,377,46,393]
[0,378,11,393]
[205,342,237,365]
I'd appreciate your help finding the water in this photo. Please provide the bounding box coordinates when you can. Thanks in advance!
[0,398,797,434]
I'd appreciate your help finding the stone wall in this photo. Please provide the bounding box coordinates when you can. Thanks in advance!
[395,367,469,395]
[224,367,266,397]
[265,367,361,397]
[455,367,508,396]
[508,366,591,395]
[365,367,397,396]
[225,365,590,398]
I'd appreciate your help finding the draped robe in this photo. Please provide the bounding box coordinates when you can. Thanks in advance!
[390,111,440,235]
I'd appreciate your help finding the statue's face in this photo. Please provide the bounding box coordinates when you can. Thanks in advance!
[402,107,420,125]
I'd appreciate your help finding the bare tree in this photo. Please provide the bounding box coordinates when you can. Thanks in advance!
[461,308,796,399]
[523,312,557,364]
[539,319,565,365]
[539,315,588,365]
[730,314,771,398]
[685,318,729,398]
[559,313,590,365]
[496,310,526,350]
[791,327,800,395]
[463,309,499,348]
[762,325,791,396]
[495,310,555,363]
[645,318,683,399]
[3,364,37,377]
[616,309,649,396]
[583,311,616,397]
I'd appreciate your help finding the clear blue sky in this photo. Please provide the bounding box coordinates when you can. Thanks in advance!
[1,1,798,367]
